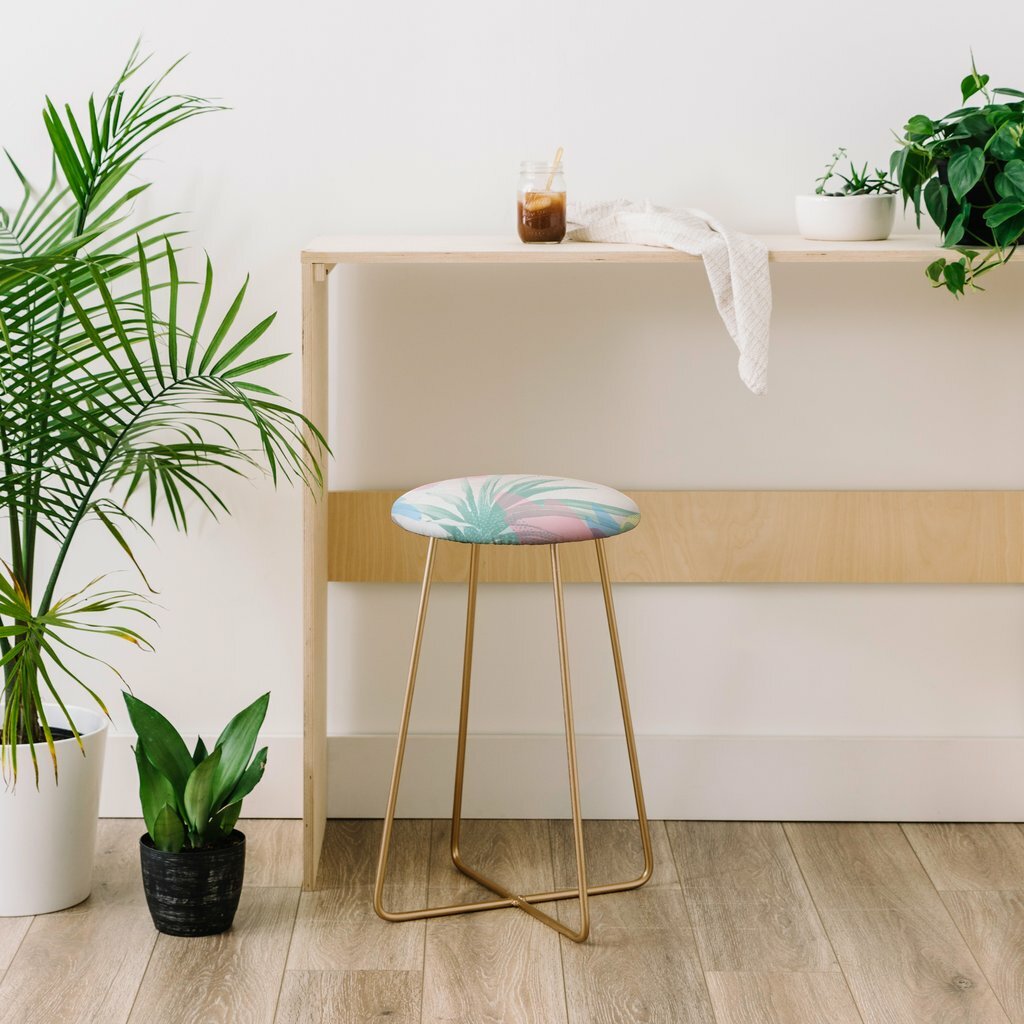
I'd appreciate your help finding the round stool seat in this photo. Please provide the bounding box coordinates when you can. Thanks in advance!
[392,474,640,546]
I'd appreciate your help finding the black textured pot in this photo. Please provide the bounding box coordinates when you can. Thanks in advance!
[139,830,245,936]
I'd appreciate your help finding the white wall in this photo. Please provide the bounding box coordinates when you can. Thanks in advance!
[5,1,1024,818]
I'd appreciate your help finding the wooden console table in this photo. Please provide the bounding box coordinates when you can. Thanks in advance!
[300,234,1017,889]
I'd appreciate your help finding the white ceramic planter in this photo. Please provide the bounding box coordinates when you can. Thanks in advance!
[795,194,896,241]
[0,704,107,916]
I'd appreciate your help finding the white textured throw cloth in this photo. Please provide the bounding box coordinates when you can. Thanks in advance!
[567,200,771,395]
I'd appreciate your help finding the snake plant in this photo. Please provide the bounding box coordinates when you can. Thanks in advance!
[125,691,268,850]
[0,48,322,783]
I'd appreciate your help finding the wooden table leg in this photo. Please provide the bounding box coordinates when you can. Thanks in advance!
[302,261,330,889]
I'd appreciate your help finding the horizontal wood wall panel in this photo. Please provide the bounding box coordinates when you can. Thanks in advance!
[327,490,1024,584]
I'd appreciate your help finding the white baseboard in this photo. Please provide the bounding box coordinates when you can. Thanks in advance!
[99,733,1024,821]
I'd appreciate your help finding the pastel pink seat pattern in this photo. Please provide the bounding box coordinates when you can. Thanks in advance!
[391,474,640,546]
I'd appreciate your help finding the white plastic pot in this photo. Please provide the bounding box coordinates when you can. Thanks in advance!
[0,704,107,916]
[795,194,896,241]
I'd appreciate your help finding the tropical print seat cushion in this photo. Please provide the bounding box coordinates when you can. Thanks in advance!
[391,474,640,546]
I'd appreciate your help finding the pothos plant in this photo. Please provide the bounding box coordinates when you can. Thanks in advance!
[815,147,898,196]
[891,55,1024,295]
[0,49,323,783]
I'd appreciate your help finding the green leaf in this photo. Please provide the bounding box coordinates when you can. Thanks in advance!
[63,103,94,176]
[123,692,194,797]
[223,745,267,807]
[892,148,934,221]
[994,87,1024,99]
[954,112,991,139]
[961,55,990,103]
[904,114,936,137]
[91,504,156,592]
[943,260,967,296]
[992,209,1024,248]
[960,75,983,103]
[210,692,269,807]
[984,199,1024,228]
[183,746,222,840]
[926,258,947,283]
[136,236,165,388]
[943,209,967,248]
[923,178,948,229]
[947,148,986,202]
[151,803,185,852]
[941,106,986,121]
[134,738,178,836]
[208,312,277,376]
[192,736,208,765]
[988,126,1020,162]
[42,100,87,204]
[88,94,101,154]
[1002,160,1024,196]
[984,105,1014,129]
[211,800,242,838]
[185,254,214,373]
[889,146,906,182]
[197,276,249,374]
[902,149,931,195]
[995,172,1023,199]
[222,352,289,379]
[166,239,180,373]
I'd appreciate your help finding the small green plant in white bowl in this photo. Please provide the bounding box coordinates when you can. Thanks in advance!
[814,148,899,197]
[796,147,899,241]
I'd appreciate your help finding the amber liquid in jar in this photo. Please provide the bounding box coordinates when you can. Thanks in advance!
[517,192,567,243]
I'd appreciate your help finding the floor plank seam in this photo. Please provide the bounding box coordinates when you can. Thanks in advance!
[269,889,303,1024]
[121,925,158,1024]
[549,820,572,1024]
[663,821,721,1023]
[780,823,867,1024]
[0,915,33,986]
[898,823,1018,1024]
[935,887,1024,894]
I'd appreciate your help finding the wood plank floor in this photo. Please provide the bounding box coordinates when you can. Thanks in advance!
[0,819,1021,1023]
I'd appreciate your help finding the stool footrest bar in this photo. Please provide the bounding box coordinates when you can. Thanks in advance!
[375,870,650,923]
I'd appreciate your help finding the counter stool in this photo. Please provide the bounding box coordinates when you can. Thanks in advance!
[374,474,653,942]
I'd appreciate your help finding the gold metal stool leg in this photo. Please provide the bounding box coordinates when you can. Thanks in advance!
[449,544,479,878]
[594,537,654,887]
[373,536,438,923]
[373,536,652,942]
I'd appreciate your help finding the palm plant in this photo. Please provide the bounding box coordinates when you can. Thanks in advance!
[0,48,322,783]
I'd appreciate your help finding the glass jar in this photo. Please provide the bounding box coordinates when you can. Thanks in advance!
[517,161,566,243]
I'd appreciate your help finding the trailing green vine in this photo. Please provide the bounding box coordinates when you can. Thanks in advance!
[892,54,1024,295]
